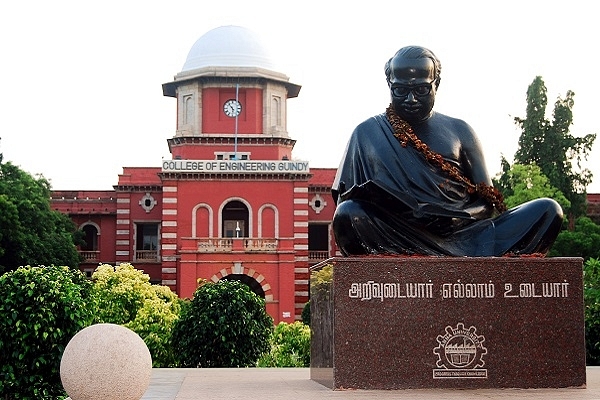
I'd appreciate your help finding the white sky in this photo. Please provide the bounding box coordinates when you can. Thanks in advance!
[1,0,599,192]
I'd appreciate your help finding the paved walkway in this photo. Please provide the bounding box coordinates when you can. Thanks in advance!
[141,367,600,399]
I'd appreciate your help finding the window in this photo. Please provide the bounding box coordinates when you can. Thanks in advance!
[308,224,330,263]
[135,223,159,261]
[183,94,194,125]
[137,224,158,250]
[79,224,100,262]
[222,201,249,238]
[214,152,250,160]
[224,220,245,238]
[81,224,98,251]
[271,96,281,128]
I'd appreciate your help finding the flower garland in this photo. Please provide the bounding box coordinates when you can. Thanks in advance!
[385,105,507,213]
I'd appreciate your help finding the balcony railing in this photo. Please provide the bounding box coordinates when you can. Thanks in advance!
[79,250,100,261]
[245,238,278,252]
[134,250,159,262]
[309,250,330,263]
[198,239,233,252]
[196,238,279,253]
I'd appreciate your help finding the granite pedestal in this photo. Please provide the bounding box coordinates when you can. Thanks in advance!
[310,257,586,390]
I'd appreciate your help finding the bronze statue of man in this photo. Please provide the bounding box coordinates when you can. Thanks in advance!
[332,45,563,257]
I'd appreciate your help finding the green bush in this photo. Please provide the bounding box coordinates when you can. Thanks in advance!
[584,258,600,365]
[91,263,181,367]
[257,321,310,367]
[311,263,333,288]
[301,300,310,326]
[549,217,600,260]
[171,279,273,367]
[0,266,94,399]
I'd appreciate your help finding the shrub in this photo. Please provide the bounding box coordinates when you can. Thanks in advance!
[171,279,273,367]
[549,217,600,260]
[257,321,310,367]
[92,263,153,324]
[301,300,310,326]
[311,263,333,288]
[91,263,180,367]
[0,266,94,399]
[584,258,600,365]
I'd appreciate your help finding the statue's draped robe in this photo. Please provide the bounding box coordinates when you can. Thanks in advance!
[332,114,562,257]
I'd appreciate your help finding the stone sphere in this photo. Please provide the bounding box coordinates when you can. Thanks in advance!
[60,323,152,400]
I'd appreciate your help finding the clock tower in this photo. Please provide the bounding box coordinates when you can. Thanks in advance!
[162,25,301,161]
[159,25,309,322]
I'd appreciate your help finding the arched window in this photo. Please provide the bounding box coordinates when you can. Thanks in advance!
[183,94,194,125]
[271,96,281,128]
[222,200,249,238]
[81,224,98,251]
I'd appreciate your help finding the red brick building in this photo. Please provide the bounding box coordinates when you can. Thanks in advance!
[51,26,338,323]
[587,193,600,225]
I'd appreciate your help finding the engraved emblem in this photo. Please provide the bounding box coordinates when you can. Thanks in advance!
[433,323,488,379]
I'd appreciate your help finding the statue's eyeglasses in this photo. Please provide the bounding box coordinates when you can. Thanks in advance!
[391,83,434,97]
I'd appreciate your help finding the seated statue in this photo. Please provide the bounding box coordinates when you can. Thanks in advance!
[332,45,563,257]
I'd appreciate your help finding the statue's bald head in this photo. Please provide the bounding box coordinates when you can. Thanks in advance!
[385,46,442,89]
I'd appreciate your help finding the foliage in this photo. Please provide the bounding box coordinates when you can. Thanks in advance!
[548,217,600,260]
[257,322,310,367]
[583,258,600,365]
[91,263,181,367]
[301,300,310,326]
[513,76,595,220]
[171,279,273,367]
[0,266,95,399]
[310,263,334,314]
[493,162,570,210]
[0,160,82,274]
[92,263,152,324]
[311,263,333,288]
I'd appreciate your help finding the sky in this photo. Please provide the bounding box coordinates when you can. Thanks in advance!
[1,1,599,192]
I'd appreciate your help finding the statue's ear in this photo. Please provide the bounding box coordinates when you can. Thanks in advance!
[434,77,441,89]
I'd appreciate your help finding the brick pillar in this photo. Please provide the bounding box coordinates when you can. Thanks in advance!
[293,183,310,320]
[161,183,179,292]
[115,193,131,263]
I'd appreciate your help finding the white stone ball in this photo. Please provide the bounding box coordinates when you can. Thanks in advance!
[60,323,152,400]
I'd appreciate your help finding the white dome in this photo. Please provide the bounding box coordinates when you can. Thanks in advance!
[181,25,277,72]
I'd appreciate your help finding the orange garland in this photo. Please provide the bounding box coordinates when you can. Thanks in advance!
[386,105,507,213]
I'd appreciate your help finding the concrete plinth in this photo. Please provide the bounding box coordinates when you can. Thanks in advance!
[310,257,586,390]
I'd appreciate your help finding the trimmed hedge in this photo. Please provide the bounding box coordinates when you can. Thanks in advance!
[171,279,273,367]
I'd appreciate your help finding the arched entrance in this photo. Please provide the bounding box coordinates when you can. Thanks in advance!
[221,274,265,298]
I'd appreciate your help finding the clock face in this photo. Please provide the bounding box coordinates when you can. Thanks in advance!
[223,99,242,117]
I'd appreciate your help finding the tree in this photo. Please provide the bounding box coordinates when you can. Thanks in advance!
[513,76,595,223]
[0,265,95,399]
[548,217,600,260]
[171,279,273,367]
[493,162,570,210]
[582,258,600,365]
[0,160,82,273]
[91,263,181,367]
